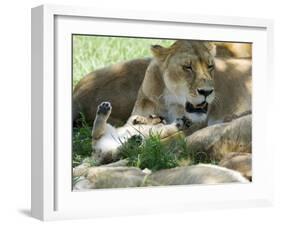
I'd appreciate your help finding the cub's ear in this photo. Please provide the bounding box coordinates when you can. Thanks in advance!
[150,44,169,61]
[204,42,217,56]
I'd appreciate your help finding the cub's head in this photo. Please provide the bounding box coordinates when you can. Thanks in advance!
[151,40,216,123]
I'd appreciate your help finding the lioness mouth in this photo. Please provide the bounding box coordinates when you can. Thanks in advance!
[185,101,208,114]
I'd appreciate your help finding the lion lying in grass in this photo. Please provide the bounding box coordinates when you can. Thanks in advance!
[73,41,251,126]
[83,40,252,164]
[73,164,248,190]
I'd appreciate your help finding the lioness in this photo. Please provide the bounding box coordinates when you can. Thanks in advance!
[131,40,217,124]
[131,40,251,125]
[73,164,248,190]
[89,40,251,163]
[73,42,252,125]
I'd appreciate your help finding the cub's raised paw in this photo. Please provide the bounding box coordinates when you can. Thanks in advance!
[175,116,192,129]
[97,101,112,116]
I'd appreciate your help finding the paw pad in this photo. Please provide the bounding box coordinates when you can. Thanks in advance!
[175,116,192,129]
[97,101,112,115]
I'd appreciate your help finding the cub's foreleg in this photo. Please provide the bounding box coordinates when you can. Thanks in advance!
[92,102,112,140]
[92,102,121,164]
[149,116,192,138]
[129,114,166,125]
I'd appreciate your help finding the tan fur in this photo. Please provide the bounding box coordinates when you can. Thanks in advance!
[215,42,252,58]
[206,58,252,124]
[73,58,150,125]
[219,152,252,180]
[73,41,251,126]
[131,40,251,125]
[73,164,248,190]
[131,41,216,123]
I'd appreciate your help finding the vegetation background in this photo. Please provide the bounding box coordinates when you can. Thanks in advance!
[73,35,174,86]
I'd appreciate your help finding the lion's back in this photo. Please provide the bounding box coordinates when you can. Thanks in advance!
[73,58,151,125]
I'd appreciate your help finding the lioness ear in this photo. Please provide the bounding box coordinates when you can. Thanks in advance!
[150,44,169,61]
[205,42,217,56]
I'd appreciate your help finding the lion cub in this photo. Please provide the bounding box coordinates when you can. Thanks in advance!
[91,101,190,164]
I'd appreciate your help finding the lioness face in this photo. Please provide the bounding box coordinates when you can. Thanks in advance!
[151,40,216,123]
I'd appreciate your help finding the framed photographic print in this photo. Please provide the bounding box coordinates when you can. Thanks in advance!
[31,4,274,221]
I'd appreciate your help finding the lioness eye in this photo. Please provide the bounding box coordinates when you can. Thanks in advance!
[182,65,192,72]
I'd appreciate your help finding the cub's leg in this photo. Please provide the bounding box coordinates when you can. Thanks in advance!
[147,116,192,138]
[92,102,112,140]
[129,114,166,125]
[92,102,121,164]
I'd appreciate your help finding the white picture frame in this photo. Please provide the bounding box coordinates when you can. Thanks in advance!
[31,4,274,221]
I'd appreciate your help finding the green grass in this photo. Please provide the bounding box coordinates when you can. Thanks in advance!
[72,113,93,167]
[119,134,179,171]
[73,35,174,86]
[119,133,214,171]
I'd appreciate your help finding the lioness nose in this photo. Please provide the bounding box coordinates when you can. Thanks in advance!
[197,88,214,97]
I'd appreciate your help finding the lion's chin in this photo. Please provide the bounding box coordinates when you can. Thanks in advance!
[186,112,207,123]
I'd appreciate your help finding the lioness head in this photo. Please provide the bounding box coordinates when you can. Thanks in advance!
[151,40,216,123]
